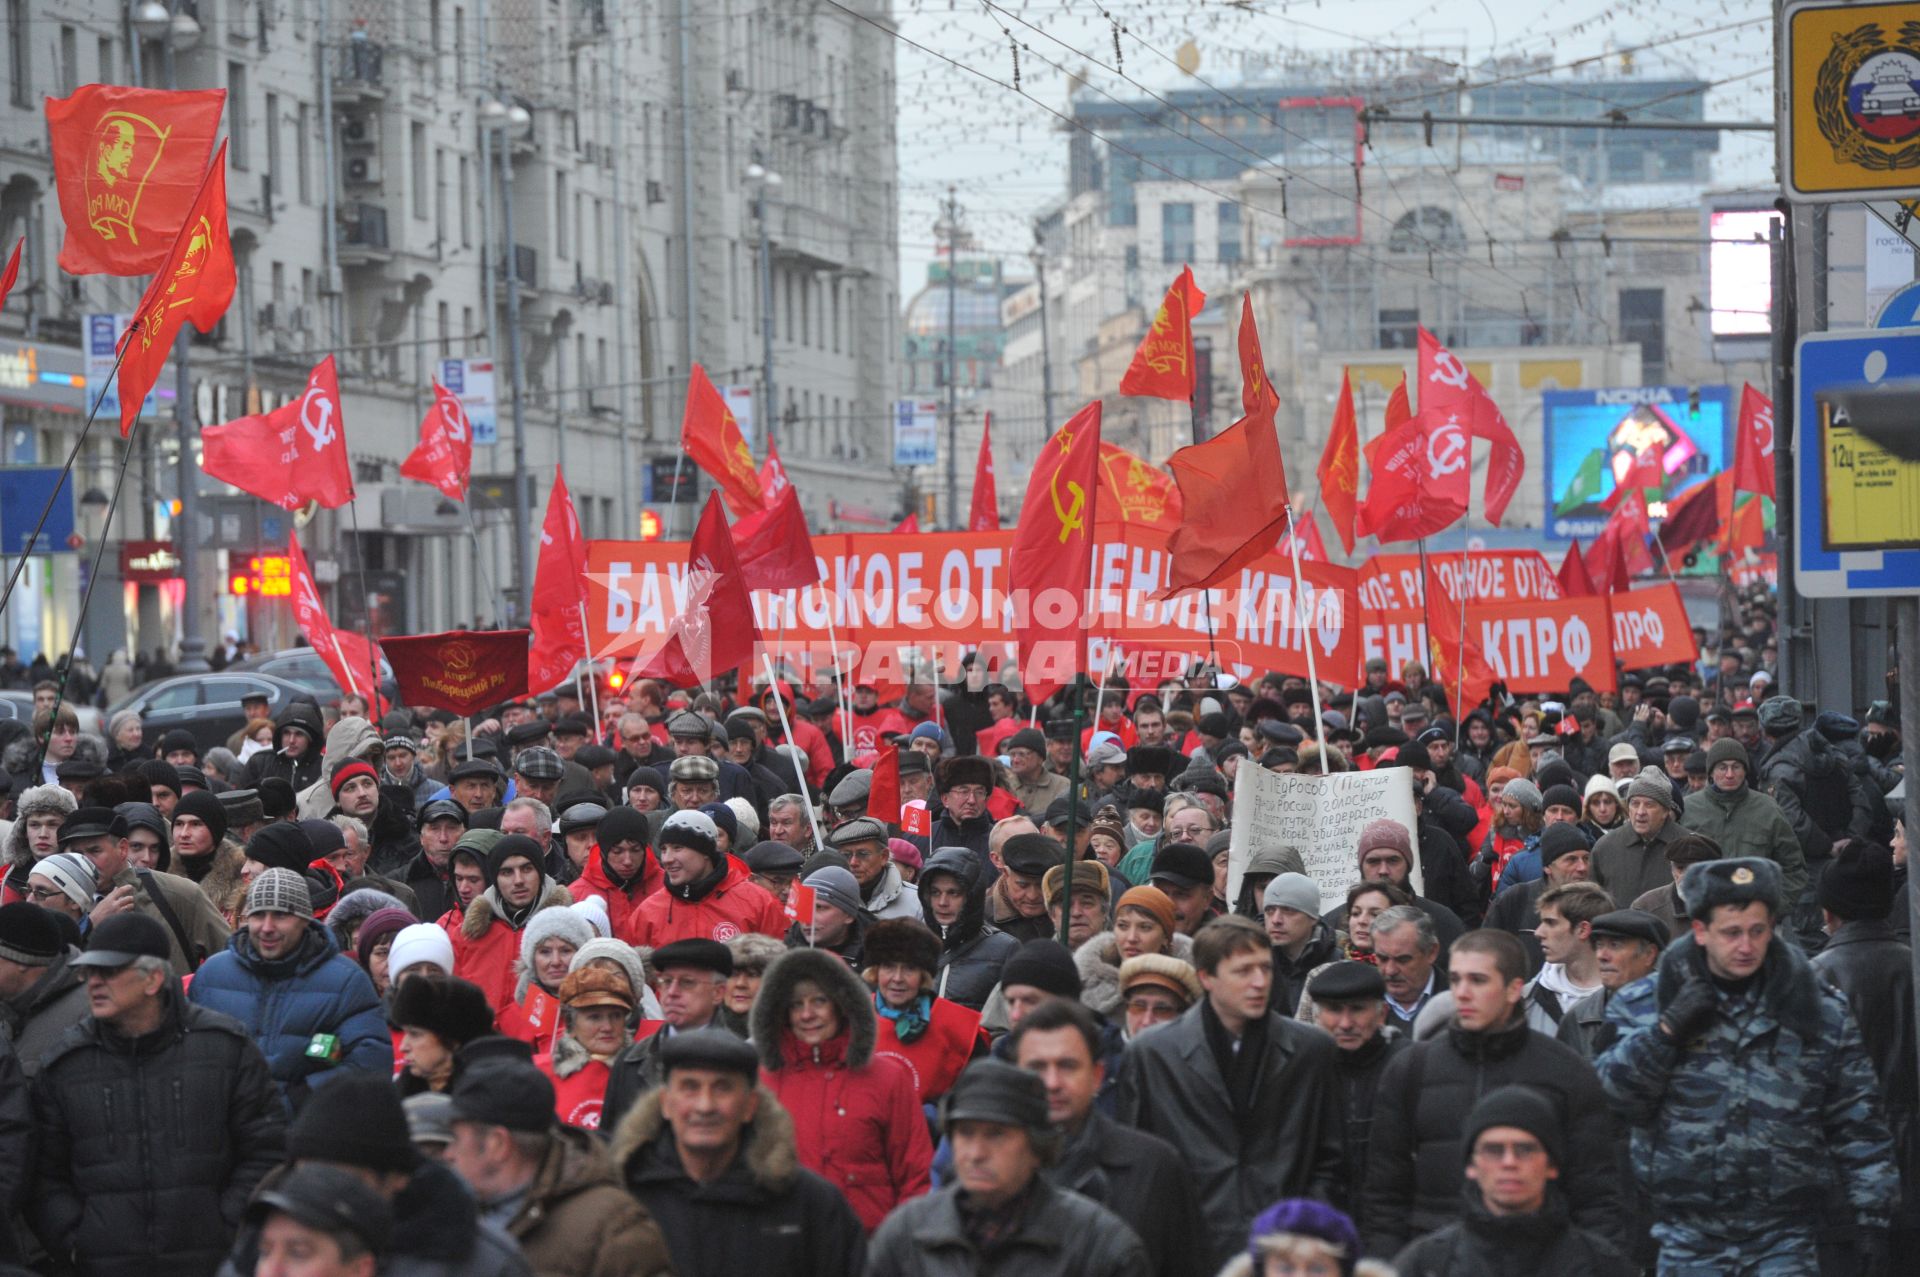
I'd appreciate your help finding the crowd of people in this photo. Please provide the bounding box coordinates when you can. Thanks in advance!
[0,600,1911,1276]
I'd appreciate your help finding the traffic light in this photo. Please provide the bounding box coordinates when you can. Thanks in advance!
[608,669,626,691]
[638,509,663,541]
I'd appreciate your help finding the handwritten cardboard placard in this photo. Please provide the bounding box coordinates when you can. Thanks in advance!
[1227,766,1422,917]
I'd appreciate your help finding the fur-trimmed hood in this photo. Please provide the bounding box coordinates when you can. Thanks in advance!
[460,879,574,941]
[919,845,989,949]
[1653,928,1827,1038]
[326,887,412,949]
[2,732,107,792]
[5,782,77,869]
[750,945,876,1071]
[168,837,249,918]
[1074,928,1194,1017]
[611,1083,800,1192]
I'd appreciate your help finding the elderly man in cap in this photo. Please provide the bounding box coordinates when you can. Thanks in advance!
[1679,737,1808,908]
[630,810,784,948]
[1006,728,1068,818]
[1593,766,1683,908]
[1083,739,1129,800]
[614,1028,864,1275]
[744,838,805,906]
[928,754,998,862]
[1599,857,1899,1273]
[189,868,392,1108]
[62,804,231,975]
[445,1057,673,1274]
[399,797,469,922]
[1301,960,1405,1231]
[510,745,566,810]
[448,757,506,814]
[663,708,755,803]
[601,939,738,1130]
[1148,841,1220,937]
[665,753,720,814]
[827,815,920,921]
[987,832,1065,943]
[1608,742,1644,783]
[32,912,286,1276]
[869,1057,1150,1276]
[245,1163,393,1277]
[1044,859,1110,949]
[1558,908,1668,1059]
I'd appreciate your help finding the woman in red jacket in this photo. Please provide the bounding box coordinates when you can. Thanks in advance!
[495,905,595,1056]
[863,917,989,1104]
[534,964,634,1131]
[566,807,664,945]
[753,944,933,1230]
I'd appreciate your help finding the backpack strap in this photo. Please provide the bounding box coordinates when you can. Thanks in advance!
[135,868,200,972]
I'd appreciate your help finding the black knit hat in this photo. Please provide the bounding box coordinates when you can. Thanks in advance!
[138,758,181,797]
[1461,1084,1567,1170]
[258,777,298,820]
[1540,784,1582,813]
[0,901,64,968]
[245,823,317,875]
[998,938,1082,1000]
[485,834,545,887]
[863,918,943,976]
[1537,822,1591,869]
[596,806,651,850]
[390,975,496,1047]
[287,1072,419,1173]
[1819,842,1896,922]
[173,789,228,845]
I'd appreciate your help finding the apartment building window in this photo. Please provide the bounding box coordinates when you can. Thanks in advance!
[462,306,475,354]
[296,102,312,204]
[831,283,841,354]
[7,1,28,108]
[597,337,607,397]
[453,8,466,91]
[1217,202,1241,265]
[437,301,450,357]
[271,261,286,307]
[1378,308,1418,350]
[410,123,427,220]
[1161,202,1194,264]
[555,172,569,259]
[575,334,586,406]
[59,26,77,96]
[429,0,443,87]
[264,93,281,202]
[1619,288,1666,382]
[434,149,447,246]
[228,63,250,168]
[458,157,472,246]
[97,36,114,84]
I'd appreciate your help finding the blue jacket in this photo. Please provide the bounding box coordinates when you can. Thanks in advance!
[188,922,393,1111]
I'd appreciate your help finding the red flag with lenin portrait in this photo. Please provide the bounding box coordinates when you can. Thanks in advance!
[201,355,354,509]
[635,492,761,688]
[1120,267,1206,400]
[400,380,475,501]
[1418,327,1523,525]
[46,85,228,276]
[287,530,383,703]
[528,469,591,694]
[383,629,532,717]
[682,364,763,517]
[115,139,236,436]
[1010,402,1102,705]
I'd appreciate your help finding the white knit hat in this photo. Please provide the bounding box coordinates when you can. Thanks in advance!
[516,904,595,963]
[388,923,456,981]
[569,896,611,938]
[29,852,97,911]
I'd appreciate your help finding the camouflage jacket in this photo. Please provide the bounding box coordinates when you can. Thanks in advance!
[1596,934,1898,1240]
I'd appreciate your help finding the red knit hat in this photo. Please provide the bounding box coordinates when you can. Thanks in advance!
[329,759,379,798]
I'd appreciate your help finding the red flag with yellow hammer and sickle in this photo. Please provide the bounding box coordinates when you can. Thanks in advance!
[1010,401,1102,706]
[681,364,764,517]
[1120,266,1206,401]
[46,85,227,276]
[116,139,236,436]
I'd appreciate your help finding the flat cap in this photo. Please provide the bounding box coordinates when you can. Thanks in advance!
[826,816,890,848]
[1588,908,1670,948]
[1307,960,1388,1003]
[745,840,805,873]
[668,754,719,783]
[664,709,712,739]
[1001,832,1067,877]
[512,746,565,781]
[660,1027,761,1080]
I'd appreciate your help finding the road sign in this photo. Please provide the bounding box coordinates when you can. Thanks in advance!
[438,358,498,446]
[893,400,938,467]
[0,466,76,557]
[1795,326,1920,595]
[1784,1,1920,202]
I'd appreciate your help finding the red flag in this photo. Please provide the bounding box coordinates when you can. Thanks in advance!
[681,364,763,516]
[1657,474,1726,554]
[288,530,383,702]
[529,469,590,693]
[891,513,920,534]
[1557,539,1597,598]
[1318,369,1361,555]
[987,788,1020,821]
[0,238,20,315]
[1732,383,1776,499]
[1586,489,1652,588]
[868,745,903,826]
[784,882,818,927]
[1355,408,1470,542]
[1417,327,1523,525]
[1723,493,1768,558]
[757,437,793,510]
[399,379,474,502]
[969,415,1000,532]
[1237,294,1280,419]
[636,492,761,688]
[731,485,821,591]
[1095,442,1183,530]
[1010,402,1102,705]
[383,629,532,716]
[201,355,353,508]
[1276,510,1329,562]
[1423,558,1498,713]
[1602,447,1664,512]
[1120,266,1206,401]
[1362,374,1414,471]
[1157,297,1290,596]
[46,86,227,276]
[116,140,236,436]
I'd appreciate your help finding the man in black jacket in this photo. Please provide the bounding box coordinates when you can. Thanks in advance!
[1304,960,1406,1235]
[244,701,325,793]
[1362,928,1626,1259]
[1813,841,1920,1258]
[920,846,1018,1011]
[612,1029,863,1276]
[31,913,286,1277]
[1011,999,1201,1277]
[1117,914,1345,1272]
[1263,872,1343,1013]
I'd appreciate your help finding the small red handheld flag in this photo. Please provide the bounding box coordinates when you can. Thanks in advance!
[867,746,903,826]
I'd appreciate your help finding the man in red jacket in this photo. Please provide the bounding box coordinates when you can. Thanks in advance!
[568,807,664,945]
[631,810,785,947]
[453,834,576,1012]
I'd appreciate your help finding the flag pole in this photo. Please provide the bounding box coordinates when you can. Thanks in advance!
[346,500,383,706]
[577,601,602,740]
[823,590,854,756]
[763,653,827,851]
[464,714,473,761]
[329,634,361,700]
[1283,506,1330,776]
[1455,529,1471,733]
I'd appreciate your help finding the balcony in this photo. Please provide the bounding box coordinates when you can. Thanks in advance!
[502,243,538,289]
[338,202,393,265]
[334,38,386,103]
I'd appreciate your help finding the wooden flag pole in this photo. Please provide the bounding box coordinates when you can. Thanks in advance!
[763,653,827,852]
[1283,506,1330,776]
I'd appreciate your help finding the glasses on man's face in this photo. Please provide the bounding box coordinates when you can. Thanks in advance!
[25,885,68,903]
[1125,997,1180,1018]
[948,786,987,802]
[848,847,889,864]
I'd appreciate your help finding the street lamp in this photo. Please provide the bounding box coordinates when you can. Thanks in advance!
[745,161,782,452]
[485,95,535,625]
[129,1,170,40]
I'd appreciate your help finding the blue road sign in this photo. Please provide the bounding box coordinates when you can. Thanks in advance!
[1875,280,1920,329]
[0,467,76,559]
[1795,326,1920,596]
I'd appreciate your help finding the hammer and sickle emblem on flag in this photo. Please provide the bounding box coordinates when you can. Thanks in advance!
[1429,349,1471,390]
[1050,431,1085,543]
[1427,420,1468,479]
[301,385,337,454]
[440,397,467,442]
